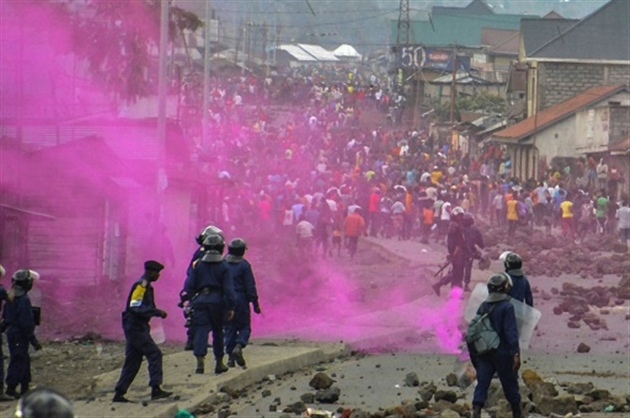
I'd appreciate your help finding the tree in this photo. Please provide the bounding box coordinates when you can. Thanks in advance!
[430,91,507,123]
[56,0,202,103]
[457,91,506,115]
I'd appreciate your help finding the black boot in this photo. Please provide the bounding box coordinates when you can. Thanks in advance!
[5,385,19,400]
[195,356,205,374]
[151,385,172,400]
[215,357,228,374]
[511,403,522,418]
[472,404,482,418]
[0,385,14,402]
[20,383,29,397]
[227,354,235,368]
[233,343,246,367]
[112,391,131,403]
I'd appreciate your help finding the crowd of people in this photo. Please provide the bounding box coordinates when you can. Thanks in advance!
[174,64,629,266]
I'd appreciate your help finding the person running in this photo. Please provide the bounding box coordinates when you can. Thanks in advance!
[344,207,367,259]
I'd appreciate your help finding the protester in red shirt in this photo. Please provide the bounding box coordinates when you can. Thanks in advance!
[344,208,367,259]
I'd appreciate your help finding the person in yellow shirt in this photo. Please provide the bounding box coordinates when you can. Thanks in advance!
[430,167,443,185]
[560,194,575,239]
[505,197,519,244]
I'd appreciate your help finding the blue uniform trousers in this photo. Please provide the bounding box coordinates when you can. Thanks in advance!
[225,296,251,354]
[192,302,225,359]
[114,329,163,394]
[0,334,5,386]
[5,329,31,388]
[437,259,466,288]
[472,351,521,407]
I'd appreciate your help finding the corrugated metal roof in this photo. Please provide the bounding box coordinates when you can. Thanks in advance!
[333,44,361,58]
[394,12,529,47]
[1,119,183,162]
[481,28,519,55]
[529,0,630,61]
[433,0,495,16]
[277,45,318,62]
[297,44,339,62]
[430,71,497,85]
[493,85,628,141]
[520,18,579,57]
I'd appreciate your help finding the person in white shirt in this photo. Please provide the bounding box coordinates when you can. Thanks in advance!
[295,215,315,255]
[438,200,452,243]
[492,191,505,226]
[391,199,406,240]
[616,199,630,244]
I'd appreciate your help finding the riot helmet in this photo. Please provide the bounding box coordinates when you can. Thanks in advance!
[226,238,247,263]
[451,206,465,220]
[202,234,225,253]
[462,212,475,227]
[201,234,225,262]
[12,268,34,292]
[195,225,224,245]
[487,273,511,294]
[228,238,247,257]
[504,252,523,276]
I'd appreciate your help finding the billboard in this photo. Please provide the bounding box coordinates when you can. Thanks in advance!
[398,45,470,72]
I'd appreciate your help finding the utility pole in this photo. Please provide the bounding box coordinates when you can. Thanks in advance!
[202,0,212,146]
[235,19,243,64]
[263,21,269,75]
[157,0,169,195]
[449,46,458,152]
[396,0,411,91]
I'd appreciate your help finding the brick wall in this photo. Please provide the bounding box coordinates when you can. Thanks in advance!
[539,62,630,110]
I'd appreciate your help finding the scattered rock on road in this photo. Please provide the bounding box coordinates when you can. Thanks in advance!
[577,342,591,353]
[309,372,335,390]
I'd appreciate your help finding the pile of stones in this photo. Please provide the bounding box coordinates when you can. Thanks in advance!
[264,370,630,418]
[482,224,629,279]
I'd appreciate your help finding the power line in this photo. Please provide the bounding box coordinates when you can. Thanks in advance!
[214,7,397,15]
[218,10,394,29]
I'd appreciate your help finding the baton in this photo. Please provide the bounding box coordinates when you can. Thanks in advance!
[434,259,451,277]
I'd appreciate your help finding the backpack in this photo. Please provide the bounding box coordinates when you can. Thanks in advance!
[466,302,500,355]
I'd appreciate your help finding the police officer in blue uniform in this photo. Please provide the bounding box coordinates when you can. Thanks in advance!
[184,235,235,374]
[180,225,225,351]
[469,273,522,418]
[0,264,15,401]
[2,269,42,399]
[462,212,485,292]
[224,238,261,368]
[432,206,468,295]
[113,260,172,403]
[503,252,533,307]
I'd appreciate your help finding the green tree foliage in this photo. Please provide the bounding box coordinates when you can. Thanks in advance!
[457,92,506,114]
[57,0,202,103]
[430,91,506,123]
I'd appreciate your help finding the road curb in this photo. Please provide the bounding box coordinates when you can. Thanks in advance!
[73,341,350,417]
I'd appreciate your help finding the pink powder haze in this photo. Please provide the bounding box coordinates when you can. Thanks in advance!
[0,1,463,355]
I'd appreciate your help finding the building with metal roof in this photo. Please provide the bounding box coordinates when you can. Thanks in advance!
[391,12,528,48]
[490,85,629,180]
[296,44,339,62]
[519,0,630,115]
